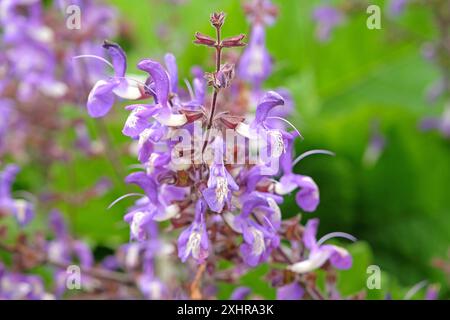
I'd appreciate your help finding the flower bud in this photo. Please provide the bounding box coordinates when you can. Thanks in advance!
[206,63,235,89]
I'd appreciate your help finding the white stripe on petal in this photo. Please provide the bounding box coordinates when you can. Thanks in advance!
[154,113,187,127]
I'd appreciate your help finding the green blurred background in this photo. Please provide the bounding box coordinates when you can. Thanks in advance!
[10,0,449,299]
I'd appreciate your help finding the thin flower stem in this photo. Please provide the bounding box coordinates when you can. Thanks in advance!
[72,55,114,69]
[404,280,428,300]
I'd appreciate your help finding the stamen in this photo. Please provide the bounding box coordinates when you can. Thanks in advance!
[292,149,335,167]
[215,177,229,203]
[128,164,146,170]
[317,232,357,246]
[108,193,146,209]
[268,130,285,157]
[72,55,114,69]
[266,116,304,140]
[116,76,156,96]
[262,215,276,232]
[213,111,230,121]
[187,231,202,259]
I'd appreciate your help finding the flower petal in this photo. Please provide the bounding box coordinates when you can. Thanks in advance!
[277,282,304,300]
[303,218,319,250]
[253,91,284,126]
[325,244,352,270]
[294,176,319,212]
[122,104,156,137]
[287,249,330,273]
[113,78,142,100]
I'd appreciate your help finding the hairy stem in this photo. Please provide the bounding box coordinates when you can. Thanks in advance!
[190,263,206,299]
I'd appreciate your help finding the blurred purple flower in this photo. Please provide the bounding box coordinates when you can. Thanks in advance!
[420,106,450,138]
[85,41,143,118]
[388,0,408,17]
[202,136,238,213]
[177,199,209,264]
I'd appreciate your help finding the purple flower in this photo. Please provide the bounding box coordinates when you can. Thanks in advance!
[238,24,272,89]
[177,199,209,263]
[0,164,34,226]
[85,41,143,118]
[124,209,153,242]
[388,0,408,17]
[182,67,206,110]
[49,209,68,239]
[72,241,94,268]
[312,6,344,42]
[46,210,95,297]
[0,164,19,206]
[363,120,386,167]
[276,282,304,300]
[244,0,278,26]
[202,136,238,213]
[47,210,93,268]
[165,53,178,94]
[137,274,167,300]
[275,174,319,212]
[288,219,355,273]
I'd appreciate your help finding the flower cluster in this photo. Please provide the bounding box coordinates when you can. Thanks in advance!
[0,0,443,301]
